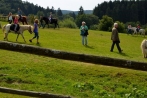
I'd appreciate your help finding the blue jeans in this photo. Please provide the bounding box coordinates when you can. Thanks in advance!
[127,29,132,34]
[33,32,39,39]
[81,35,87,45]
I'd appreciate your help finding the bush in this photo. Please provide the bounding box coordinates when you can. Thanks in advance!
[27,14,35,24]
[115,21,126,33]
[90,24,99,30]
[145,28,147,35]
[98,15,113,31]
[60,19,77,28]
[75,14,99,29]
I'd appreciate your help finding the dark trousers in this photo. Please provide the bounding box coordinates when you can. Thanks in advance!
[110,41,122,52]
[127,29,132,34]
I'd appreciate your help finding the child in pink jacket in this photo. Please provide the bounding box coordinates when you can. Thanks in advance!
[14,15,19,32]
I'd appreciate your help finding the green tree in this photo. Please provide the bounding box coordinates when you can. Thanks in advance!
[78,6,84,15]
[57,8,63,17]
[37,11,44,18]
[76,14,99,29]
[98,15,113,31]
[115,21,126,33]
[69,12,76,20]
[60,18,77,28]
[63,14,74,21]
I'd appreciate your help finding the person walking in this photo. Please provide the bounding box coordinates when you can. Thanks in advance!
[80,21,88,46]
[29,19,39,44]
[8,12,13,24]
[110,23,123,53]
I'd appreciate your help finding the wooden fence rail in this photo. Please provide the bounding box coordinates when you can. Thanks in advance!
[0,16,8,21]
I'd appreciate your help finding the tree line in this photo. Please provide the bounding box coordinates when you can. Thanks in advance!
[0,0,58,16]
[1,0,147,33]
[93,0,147,25]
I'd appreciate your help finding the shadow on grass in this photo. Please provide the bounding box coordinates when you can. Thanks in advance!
[84,45,94,49]
[113,51,130,57]
[36,43,41,46]
[5,40,42,47]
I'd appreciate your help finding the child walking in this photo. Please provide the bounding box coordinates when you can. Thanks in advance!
[29,19,39,44]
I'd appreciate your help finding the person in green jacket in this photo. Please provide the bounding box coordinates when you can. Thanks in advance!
[80,21,88,46]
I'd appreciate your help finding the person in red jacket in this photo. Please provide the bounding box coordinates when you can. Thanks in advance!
[136,24,140,32]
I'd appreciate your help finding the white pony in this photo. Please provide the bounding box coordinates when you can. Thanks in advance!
[131,27,145,37]
[2,24,33,42]
[141,39,147,58]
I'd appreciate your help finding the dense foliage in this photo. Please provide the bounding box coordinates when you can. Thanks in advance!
[93,0,147,25]
[0,0,56,16]
[1,0,147,32]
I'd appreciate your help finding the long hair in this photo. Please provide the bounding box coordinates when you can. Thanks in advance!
[34,19,39,25]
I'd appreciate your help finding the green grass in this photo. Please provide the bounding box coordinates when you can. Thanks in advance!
[0,49,147,98]
[0,21,147,98]
[0,21,146,63]
[0,93,28,98]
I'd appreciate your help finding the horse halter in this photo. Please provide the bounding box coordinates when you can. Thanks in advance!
[28,25,33,33]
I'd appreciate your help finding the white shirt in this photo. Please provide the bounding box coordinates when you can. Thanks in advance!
[128,25,131,29]
[9,16,12,20]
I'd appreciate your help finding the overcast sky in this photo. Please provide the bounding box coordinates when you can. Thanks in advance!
[22,0,113,11]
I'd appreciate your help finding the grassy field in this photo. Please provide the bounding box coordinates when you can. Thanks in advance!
[0,92,28,98]
[0,49,147,98]
[0,21,147,98]
[0,21,146,63]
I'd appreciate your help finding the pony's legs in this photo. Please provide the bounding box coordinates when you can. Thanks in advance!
[20,33,26,42]
[25,21,28,25]
[16,33,26,42]
[16,34,20,41]
[4,33,8,40]
[22,22,24,25]
[4,31,9,40]
[43,24,46,29]
[57,23,59,28]
[48,24,49,28]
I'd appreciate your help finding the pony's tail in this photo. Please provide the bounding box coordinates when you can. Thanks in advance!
[2,25,6,34]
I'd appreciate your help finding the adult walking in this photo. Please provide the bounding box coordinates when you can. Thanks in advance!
[8,12,13,24]
[80,21,88,46]
[110,23,123,53]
